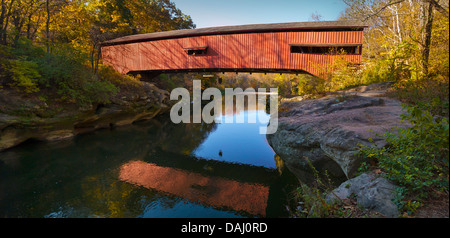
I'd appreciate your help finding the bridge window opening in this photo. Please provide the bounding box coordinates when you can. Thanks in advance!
[183,46,208,56]
[290,45,361,55]
[187,49,206,55]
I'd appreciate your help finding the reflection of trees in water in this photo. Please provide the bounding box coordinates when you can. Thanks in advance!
[150,114,218,156]
[69,112,219,162]
[0,113,219,217]
[0,111,298,218]
[72,114,222,217]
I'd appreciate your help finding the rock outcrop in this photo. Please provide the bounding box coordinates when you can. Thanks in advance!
[267,83,408,179]
[0,82,171,151]
[326,172,400,217]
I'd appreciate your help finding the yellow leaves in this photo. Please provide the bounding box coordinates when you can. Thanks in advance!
[117,22,130,28]
[71,40,91,54]
[111,13,121,23]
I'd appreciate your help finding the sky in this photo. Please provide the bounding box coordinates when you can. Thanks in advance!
[170,0,349,29]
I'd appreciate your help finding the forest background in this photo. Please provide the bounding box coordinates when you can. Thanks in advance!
[0,0,448,114]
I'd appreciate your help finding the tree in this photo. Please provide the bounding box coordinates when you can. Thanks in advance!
[310,11,323,21]
[424,0,449,18]
[0,0,16,44]
[45,0,49,53]
[341,0,449,78]
[47,0,195,73]
[421,1,434,75]
[1,0,194,72]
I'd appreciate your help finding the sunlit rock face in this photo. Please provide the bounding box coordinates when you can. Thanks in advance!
[267,83,408,179]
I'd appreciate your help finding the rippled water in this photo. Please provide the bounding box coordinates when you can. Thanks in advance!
[0,105,298,218]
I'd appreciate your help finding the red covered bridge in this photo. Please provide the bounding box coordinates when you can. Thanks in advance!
[101,21,367,78]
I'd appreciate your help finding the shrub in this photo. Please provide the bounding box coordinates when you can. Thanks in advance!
[0,59,41,93]
[11,38,46,59]
[294,74,327,96]
[358,104,449,201]
[97,64,144,94]
[1,42,120,105]
[9,60,42,93]
[289,159,379,218]
[34,52,119,106]
[388,79,449,117]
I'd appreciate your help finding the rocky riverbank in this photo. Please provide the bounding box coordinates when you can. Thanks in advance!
[0,81,171,152]
[267,82,408,217]
[267,82,408,179]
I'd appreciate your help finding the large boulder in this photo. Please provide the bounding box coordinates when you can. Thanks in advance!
[267,83,407,179]
[326,172,400,217]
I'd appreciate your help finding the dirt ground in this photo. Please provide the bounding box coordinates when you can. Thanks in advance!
[414,193,449,218]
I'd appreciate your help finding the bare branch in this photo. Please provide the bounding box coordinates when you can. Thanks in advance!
[364,0,406,21]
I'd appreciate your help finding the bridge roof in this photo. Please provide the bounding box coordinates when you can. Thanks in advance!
[102,20,367,46]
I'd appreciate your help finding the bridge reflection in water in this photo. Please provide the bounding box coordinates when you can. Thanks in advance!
[119,160,269,216]
[0,101,298,218]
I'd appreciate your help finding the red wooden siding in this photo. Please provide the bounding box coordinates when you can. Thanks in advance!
[101,30,364,77]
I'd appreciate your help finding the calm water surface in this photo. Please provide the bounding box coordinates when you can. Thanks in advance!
[0,106,298,218]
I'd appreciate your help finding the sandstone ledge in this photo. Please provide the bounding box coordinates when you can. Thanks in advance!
[267,83,408,179]
[0,82,171,151]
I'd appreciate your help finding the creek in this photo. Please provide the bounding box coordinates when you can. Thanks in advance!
[0,103,298,218]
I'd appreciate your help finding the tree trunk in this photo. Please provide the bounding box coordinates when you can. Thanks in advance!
[0,0,5,44]
[46,0,50,54]
[1,0,15,45]
[425,0,449,19]
[95,46,101,75]
[421,1,434,76]
[90,44,95,70]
